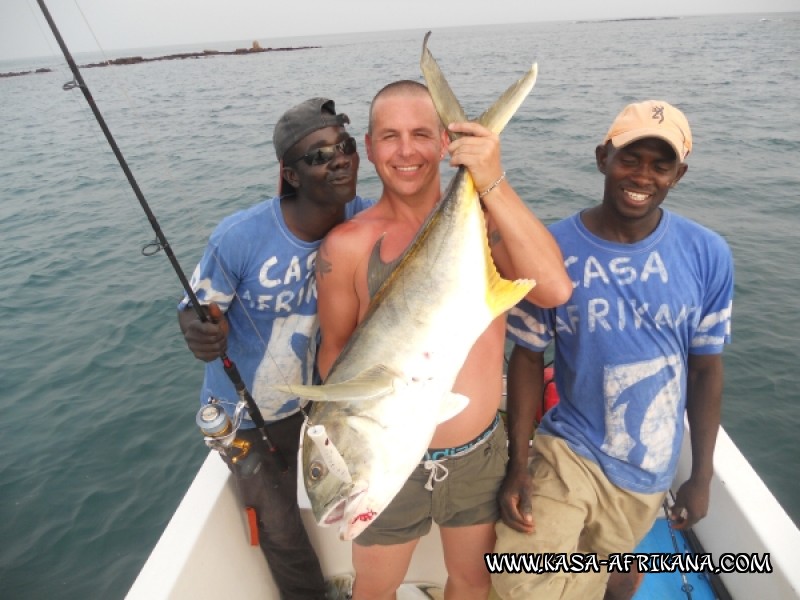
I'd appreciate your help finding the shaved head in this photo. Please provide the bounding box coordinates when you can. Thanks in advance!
[368,80,440,134]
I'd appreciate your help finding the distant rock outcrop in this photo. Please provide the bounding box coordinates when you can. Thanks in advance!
[0,42,319,79]
[0,67,53,78]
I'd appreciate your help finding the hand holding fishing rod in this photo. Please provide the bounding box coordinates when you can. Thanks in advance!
[180,303,229,362]
[36,0,287,471]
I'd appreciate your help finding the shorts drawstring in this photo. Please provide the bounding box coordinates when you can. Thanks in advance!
[420,413,500,490]
[423,458,450,491]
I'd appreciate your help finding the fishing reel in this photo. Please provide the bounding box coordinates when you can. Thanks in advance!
[196,399,251,463]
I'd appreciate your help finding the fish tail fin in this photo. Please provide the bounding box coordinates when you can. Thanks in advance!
[476,63,538,134]
[420,31,538,136]
[420,31,468,136]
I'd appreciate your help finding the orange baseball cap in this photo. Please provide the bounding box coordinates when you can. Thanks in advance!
[603,100,692,161]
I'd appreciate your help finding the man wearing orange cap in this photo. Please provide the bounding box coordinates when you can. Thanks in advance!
[494,101,734,599]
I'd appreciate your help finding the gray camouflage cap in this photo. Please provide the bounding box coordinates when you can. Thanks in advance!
[273,97,350,161]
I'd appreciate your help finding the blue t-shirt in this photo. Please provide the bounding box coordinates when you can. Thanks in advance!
[507,209,733,493]
[179,195,373,426]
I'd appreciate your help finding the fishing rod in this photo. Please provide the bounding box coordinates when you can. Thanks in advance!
[36,0,287,470]
[663,497,694,600]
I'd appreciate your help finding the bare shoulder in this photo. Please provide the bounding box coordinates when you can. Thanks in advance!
[322,203,390,259]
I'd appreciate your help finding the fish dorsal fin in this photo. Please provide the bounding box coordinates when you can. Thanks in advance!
[273,364,401,402]
[476,63,538,134]
[367,235,403,299]
[437,392,470,424]
[485,268,536,318]
[420,31,468,136]
[480,212,537,317]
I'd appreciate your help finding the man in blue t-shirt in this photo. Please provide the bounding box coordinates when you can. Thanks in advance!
[493,101,734,600]
[178,98,371,600]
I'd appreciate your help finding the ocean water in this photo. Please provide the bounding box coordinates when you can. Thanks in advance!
[1,12,798,599]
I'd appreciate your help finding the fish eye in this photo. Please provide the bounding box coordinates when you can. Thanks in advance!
[309,461,326,481]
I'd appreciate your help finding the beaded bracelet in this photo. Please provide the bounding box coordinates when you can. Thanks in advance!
[478,171,506,199]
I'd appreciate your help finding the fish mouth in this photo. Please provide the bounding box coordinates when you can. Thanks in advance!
[341,490,382,541]
[318,484,368,527]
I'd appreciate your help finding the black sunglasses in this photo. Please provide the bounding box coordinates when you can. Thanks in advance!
[289,136,357,167]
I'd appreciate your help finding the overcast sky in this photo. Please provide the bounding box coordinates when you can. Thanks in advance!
[1,0,796,61]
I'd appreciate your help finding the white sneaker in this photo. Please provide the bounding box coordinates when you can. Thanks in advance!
[325,575,443,600]
[396,582,444,600]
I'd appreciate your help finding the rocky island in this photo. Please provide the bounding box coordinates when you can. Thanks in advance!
[1,41,319,79]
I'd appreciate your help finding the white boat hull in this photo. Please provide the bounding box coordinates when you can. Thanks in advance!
[127,424,800,599]
[672,424,799,599]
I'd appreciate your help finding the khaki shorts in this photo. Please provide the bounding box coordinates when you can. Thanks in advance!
[355,418,509,546]
[492,434,664,600]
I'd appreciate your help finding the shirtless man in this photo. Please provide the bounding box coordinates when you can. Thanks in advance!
[315,80,572,600]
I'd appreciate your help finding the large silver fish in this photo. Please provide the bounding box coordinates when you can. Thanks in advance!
[276,32,539,541]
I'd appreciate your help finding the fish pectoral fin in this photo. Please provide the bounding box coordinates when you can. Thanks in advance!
[274,365,401,402]
[437,392,470,424]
